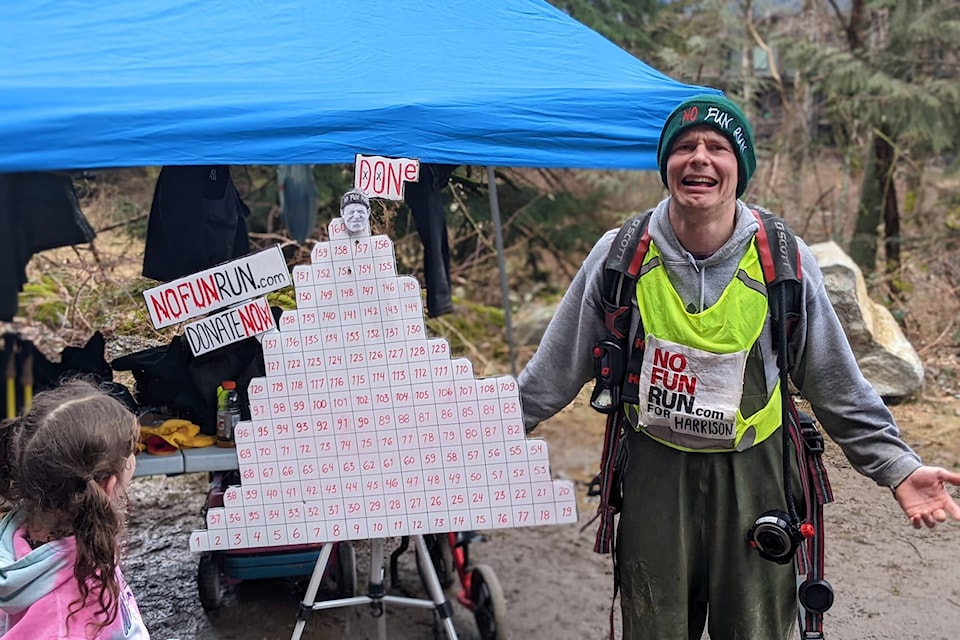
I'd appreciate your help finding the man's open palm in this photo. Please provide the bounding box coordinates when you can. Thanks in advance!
[894,466,960,528]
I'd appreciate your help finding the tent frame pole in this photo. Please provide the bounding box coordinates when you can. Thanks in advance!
[486,166,518,377]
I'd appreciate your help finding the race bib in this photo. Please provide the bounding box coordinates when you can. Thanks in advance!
[637,335,746,443]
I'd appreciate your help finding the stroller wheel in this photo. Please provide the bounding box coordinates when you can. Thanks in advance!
[335,541,358,598]
[434,534,455,589]
[197,552,223,611]
[417,534,456,591]
[470,564,507,640]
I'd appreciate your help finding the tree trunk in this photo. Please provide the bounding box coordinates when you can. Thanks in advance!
[875,132,900,273]
[850,137,881,273]
[850,130,901,276]
[846,0,865,50]
[741,0,754,121]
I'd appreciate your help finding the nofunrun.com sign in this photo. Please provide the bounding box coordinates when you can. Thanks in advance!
[143,246,291,329]
[184,297,276,356]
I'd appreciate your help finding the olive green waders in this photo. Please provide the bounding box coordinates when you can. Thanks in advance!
[617,428,803,640]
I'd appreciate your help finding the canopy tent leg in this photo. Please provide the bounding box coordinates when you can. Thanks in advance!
[486,166,518,377]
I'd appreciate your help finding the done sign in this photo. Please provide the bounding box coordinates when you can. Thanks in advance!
[354,154,419,200]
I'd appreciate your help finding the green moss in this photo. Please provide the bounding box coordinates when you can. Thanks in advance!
[18,276,68,326]
[267,287,297,311]
[424,297,516,369]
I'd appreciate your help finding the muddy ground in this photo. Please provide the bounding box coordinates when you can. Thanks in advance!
[125,392,960,640]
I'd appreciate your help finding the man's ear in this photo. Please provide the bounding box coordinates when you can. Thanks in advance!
[102,474,119,499]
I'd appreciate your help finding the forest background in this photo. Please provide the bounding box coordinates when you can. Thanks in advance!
[9,2,960,638]
[21,0,958,395]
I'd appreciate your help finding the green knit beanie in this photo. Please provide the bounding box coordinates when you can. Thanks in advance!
[657,94,756,198]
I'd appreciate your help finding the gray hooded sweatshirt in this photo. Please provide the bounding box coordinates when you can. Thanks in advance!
[517,198,921,489]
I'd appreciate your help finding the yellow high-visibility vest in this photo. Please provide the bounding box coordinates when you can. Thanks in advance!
[626,238,783,452]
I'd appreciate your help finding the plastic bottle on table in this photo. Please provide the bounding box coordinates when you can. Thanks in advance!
[216,380,240,448]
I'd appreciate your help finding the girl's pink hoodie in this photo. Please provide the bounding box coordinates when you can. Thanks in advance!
[0,509,149,640]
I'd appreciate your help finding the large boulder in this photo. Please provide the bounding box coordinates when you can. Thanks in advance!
[808,241,924,400]
[512,304,559,347]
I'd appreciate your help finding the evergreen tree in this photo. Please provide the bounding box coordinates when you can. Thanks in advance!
[782,0,960,273]
[549,0,663,57]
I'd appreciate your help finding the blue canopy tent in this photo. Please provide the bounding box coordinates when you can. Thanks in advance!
[0,0,718,171]
[0,0,719,368]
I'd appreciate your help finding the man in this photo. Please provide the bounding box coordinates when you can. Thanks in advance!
[517,94,960,639]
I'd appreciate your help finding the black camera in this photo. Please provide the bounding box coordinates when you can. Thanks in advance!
[746,510,804,565]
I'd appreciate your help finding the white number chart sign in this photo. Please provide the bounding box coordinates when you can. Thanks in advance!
[183,297,276,356]
[354,154,419,201]
[143,246,291,329]
[188,218,577,553]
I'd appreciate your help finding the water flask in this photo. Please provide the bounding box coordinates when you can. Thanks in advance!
[216,380,240,448]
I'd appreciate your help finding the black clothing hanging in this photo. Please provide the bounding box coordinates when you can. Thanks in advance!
[403,163,457,317]
[142,165,250,282]
[0,172,95,321]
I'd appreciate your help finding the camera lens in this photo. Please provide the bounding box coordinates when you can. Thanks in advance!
[756,527,788,557]
[748,511,800,565]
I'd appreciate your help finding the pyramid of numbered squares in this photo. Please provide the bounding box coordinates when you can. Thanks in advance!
[189,218,578,553]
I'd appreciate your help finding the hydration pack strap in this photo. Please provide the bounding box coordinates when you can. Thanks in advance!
[752,206,803,359]
[586,213,652,561]
[784,399,834,638]
[589,212,652,414]
[584,409,625,554]
[755,208,835,637]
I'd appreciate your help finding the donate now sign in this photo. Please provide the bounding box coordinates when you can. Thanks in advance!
[183,297,276,356]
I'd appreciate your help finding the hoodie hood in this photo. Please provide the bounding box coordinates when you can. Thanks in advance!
[648,198,760,313]
[0,508,73,617]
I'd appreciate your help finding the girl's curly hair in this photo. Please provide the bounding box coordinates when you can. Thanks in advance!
[0,379,138,636]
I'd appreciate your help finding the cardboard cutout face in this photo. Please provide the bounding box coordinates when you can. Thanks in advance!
[342,202,370,233]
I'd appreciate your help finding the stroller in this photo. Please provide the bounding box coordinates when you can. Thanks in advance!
[390,532,507,640]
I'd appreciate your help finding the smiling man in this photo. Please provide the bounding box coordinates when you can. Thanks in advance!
[517,94,960,639]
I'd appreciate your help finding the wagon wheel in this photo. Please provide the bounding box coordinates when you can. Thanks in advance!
[197,552,223,611]
[434,534,456,589]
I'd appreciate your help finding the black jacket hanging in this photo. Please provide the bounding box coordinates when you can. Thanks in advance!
[403,163,457,317]
[0,172,95,321]
[142,165,251,282]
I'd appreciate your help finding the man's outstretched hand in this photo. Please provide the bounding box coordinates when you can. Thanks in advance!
[893,466,960,529]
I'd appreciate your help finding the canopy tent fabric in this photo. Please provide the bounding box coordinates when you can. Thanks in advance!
[0,0,719,173]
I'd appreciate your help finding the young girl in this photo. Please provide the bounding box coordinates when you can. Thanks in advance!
[0,379,149,639]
